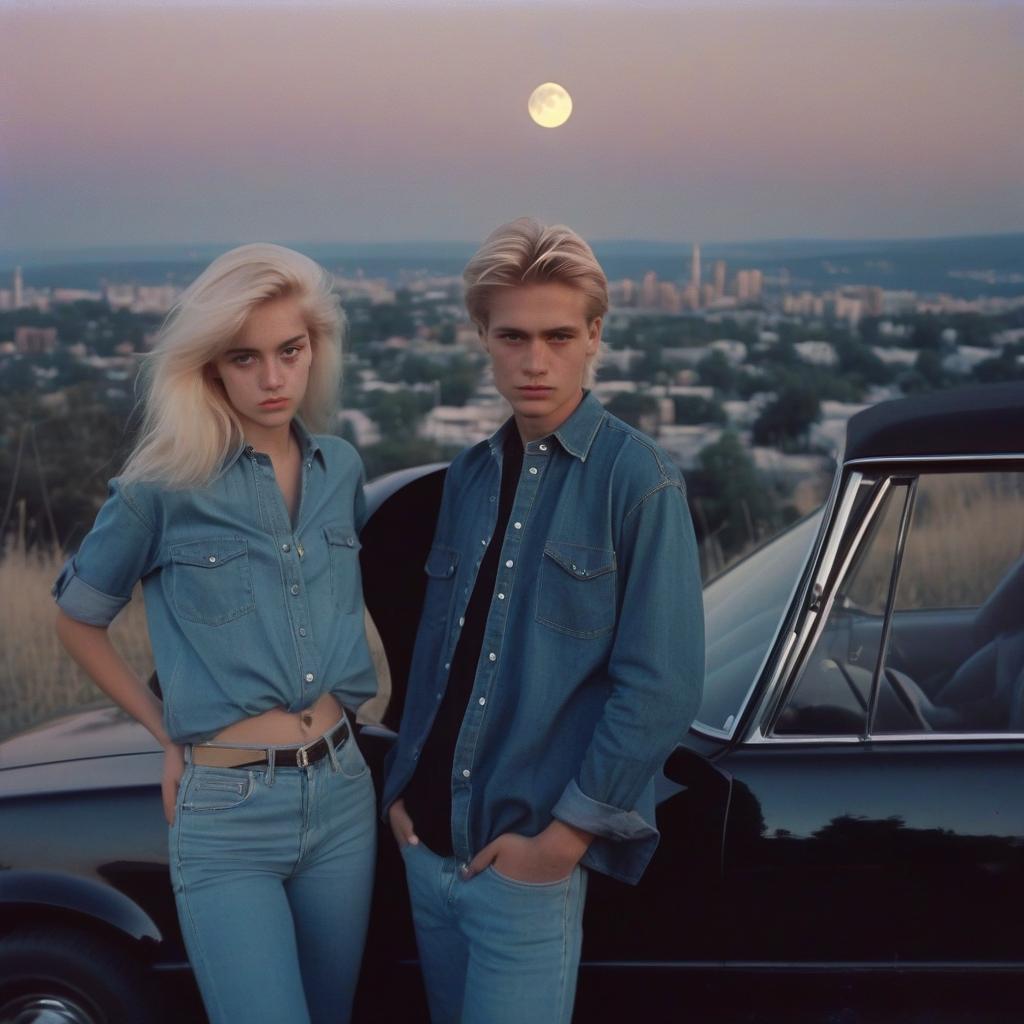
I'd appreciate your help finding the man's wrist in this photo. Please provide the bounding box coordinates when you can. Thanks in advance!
[540,819,594,864]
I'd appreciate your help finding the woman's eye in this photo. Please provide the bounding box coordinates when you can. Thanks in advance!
[282,345,301,359]
[231,354,254,366]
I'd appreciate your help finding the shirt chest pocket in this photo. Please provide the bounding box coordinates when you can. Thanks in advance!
[169,537,255,627]
[422,543,459,632]
[536,541,617,639]
[324,523,362,615]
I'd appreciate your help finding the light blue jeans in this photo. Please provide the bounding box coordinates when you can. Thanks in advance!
[401,842,588,1024]
[169,722,376,1024]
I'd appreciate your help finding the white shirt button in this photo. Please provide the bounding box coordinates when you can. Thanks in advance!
[529,467,538,475]
[290,584,300,595]
[462,769,471,779]
[497,592,505,600]
[298,627,307,637]
[539,443,548,451]
[459,616,465,626]
[478,697,486,706]
[513,521,522,530]
[505,559,513,568]
[281,543,290,552]
[304,672,314,683]
[488,652,496,662]
[208,555,217,563]
[444,662,450,670]
[481,539,487,546]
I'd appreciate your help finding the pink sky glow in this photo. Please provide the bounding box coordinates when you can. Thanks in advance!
[2,2,1022,248]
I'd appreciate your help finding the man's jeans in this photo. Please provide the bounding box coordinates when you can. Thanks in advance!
[169,728,376,1024]
[402,842,588,1024]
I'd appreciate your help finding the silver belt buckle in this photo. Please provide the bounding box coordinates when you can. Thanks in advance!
[297,744,310,768]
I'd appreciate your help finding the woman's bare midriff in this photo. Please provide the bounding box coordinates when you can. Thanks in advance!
[209,692,345,746]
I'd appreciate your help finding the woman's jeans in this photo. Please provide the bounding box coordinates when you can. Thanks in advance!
[401,841,588,1024]
[169,724,376,1024]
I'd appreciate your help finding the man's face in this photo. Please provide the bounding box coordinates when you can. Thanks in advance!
[481,283,600,442]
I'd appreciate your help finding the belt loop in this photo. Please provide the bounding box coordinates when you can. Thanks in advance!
[325,729,341,773]
[266,747,276,787]
[183,744,194,765]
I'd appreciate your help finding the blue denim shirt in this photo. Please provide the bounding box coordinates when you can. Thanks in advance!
[52,422,378,744]
[382,393,704,885]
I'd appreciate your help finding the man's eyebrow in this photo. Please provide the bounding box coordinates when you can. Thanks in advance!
[491,325,578,334]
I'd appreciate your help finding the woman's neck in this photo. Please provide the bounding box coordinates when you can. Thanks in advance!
[243,421,296,462]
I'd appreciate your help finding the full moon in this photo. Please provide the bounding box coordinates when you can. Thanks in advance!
[528,82,573,128]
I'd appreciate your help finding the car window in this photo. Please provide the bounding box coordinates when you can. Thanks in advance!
[774,482,909,736]
[696,512,822,736]
[774,468,1024,739]
[878,470,1024,734]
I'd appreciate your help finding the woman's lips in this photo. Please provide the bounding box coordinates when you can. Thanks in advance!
[259,397,289,407]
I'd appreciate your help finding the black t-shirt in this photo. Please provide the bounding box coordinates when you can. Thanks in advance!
[401,428,524,855]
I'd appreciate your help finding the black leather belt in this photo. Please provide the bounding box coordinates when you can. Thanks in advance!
[191,719,350,769]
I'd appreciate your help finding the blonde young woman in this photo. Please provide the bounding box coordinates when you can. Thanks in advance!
[53,244,377,1024]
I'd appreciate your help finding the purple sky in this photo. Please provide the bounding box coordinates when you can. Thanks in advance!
[3,1,1022,248]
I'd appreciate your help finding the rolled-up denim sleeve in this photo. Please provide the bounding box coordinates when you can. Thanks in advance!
[551,479,705,848]
[52,479,159,627]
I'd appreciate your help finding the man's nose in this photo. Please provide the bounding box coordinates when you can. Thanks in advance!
[522,339,547,375]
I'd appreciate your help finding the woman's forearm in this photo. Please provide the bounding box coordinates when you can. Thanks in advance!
[55,609,172,748]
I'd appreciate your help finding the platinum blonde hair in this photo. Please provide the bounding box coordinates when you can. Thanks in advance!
[463,217,608,388]
[121,243,343,490]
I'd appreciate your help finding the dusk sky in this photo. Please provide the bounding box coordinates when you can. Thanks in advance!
[3,0,1022,251]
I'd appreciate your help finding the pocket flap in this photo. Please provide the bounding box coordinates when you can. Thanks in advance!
[425,544,459,579]
[543,542,616,580]
[323,523,361,550]
[170,537,248,568]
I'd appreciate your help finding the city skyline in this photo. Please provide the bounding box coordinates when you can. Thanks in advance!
[3,1,1022,250]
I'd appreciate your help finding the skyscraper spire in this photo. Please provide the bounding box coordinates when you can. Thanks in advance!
[690,243,701,294]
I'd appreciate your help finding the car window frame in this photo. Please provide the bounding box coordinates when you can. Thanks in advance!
[745,453,1024,747]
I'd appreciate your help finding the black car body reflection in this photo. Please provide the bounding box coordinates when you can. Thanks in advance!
[2,383,1024,1022]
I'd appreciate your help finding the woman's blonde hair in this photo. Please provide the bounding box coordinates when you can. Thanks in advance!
[121,243,344,489]
[463,217,608,387]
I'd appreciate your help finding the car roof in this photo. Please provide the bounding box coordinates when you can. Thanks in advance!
[845,381,1024,463]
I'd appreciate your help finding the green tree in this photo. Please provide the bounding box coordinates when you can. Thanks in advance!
[752,385,820,449]
[605,392,660,430]
[696,350,737,392]
[672,395,727,425]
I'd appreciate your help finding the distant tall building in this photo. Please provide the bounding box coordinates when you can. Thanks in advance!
[15,326,58,354]
[713,260,726,299]
[13,266,23,309]
[690,243,701,296]
[641,270,659,308]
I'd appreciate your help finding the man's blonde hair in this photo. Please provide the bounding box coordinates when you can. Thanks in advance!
[463,218,608,387]
[121,243,344,489]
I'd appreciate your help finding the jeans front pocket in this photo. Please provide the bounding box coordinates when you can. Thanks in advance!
[324,523,362,614]
[181,767,255,812]
[334,733,369,781]
[535,541,617,638]
[169,537,255,626]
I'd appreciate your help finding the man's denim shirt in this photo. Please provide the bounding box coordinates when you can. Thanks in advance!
[52,423,378,744]
[382,393,704,885]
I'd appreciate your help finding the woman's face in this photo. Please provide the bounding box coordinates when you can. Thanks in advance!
[210,295,313,441]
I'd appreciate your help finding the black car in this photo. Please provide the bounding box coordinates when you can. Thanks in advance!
[2,382,1024,1023]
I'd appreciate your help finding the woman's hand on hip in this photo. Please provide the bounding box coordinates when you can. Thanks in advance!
[162,743,186,825]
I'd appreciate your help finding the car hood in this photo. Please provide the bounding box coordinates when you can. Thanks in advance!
[0,705,160,770]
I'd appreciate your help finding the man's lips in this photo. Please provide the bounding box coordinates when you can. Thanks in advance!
[518,386,553,393]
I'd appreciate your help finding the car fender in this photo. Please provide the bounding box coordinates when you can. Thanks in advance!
[0,870,161,944]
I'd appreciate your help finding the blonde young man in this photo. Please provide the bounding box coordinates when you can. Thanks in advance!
[382,218,704,1023]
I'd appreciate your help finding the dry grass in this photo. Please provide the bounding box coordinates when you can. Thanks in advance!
[0,541,392,742]
[0,541,152,741]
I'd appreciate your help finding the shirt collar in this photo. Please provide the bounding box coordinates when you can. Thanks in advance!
[486,390,605,463]
[222,417,325,471]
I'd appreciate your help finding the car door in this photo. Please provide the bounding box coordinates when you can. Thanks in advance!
[718,463,1024,972]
